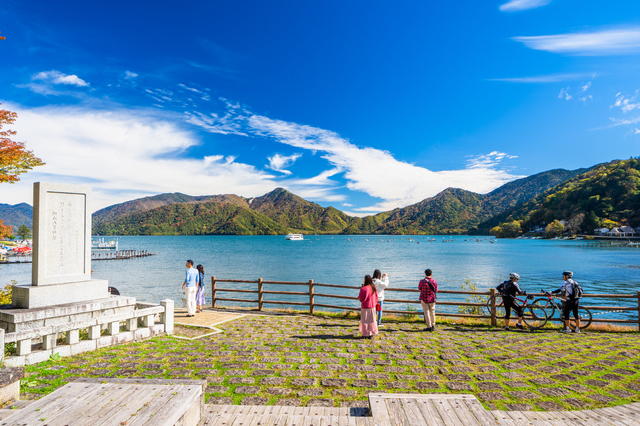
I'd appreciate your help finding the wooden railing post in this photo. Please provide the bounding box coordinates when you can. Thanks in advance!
[211,276,217,308]
[309,279,315,314]
[490,288,497,327]
[258,278,264,311]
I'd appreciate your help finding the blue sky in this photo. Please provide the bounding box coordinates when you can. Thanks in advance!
[1,0,640,214]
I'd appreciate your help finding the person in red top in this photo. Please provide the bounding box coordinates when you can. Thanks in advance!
[358,275,379,339]
[418,269,438,332]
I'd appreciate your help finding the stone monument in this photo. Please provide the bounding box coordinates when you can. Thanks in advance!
[11,183,109,308]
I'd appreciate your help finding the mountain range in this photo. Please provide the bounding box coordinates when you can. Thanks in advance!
[1,164,608,236]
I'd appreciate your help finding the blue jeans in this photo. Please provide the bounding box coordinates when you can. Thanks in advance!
[377,300,383,324]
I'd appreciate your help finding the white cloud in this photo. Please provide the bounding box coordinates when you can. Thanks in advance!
[1,103,280,211]
[611,92,640,113]
[266,153,302,175]
[488,73,592,83]
[513,28,640,55]
[580,82,592,92]
[499,0,552,12]
[244,115,521,212]
[32,70,89,86]
[558,87,572,101]
[124,71,138,80]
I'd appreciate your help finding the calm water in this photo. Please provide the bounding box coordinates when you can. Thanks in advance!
[1,236,639,319]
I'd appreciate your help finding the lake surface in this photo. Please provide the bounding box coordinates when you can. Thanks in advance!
[1,236,639,320]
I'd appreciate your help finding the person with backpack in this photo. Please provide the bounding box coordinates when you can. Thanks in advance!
[418,269,438,332]
[552,271,582,333]
[496,273,525,331]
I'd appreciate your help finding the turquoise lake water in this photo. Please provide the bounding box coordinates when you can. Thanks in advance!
[1,235,639,319]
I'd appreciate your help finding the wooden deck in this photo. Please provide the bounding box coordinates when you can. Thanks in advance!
[368,393,640,426]
[2,385,640,425]
[202,404,373,425]
[0,378,205,426]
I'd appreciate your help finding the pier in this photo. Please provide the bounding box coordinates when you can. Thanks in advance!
[0,250,156,264]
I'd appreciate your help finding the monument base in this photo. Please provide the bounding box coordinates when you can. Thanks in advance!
[11,280,110,309]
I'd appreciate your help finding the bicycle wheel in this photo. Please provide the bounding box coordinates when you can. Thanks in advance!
[531,298,556,318]
[569,307,592,330]
[522,305,548,330]
[486,296,505,318]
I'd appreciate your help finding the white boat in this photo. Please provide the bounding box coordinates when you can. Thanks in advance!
[285,234,304,241]
[91,238,118,250]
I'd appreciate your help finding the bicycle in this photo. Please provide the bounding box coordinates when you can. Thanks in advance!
[485,293,548,329]
[531,289,592,330]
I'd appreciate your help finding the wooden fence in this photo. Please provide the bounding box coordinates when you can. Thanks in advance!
[210,277,640,331]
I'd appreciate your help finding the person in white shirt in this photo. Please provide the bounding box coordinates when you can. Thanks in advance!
[372,269,389,326]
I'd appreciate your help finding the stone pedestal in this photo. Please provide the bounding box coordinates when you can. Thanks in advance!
[12,280,109,309]
[0,296,136,333]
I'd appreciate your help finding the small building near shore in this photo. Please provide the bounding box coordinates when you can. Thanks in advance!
[594,228,609,235]
[619,226,637,236]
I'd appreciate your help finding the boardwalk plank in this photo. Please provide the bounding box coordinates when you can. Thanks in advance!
[462,399,499,426]
[384,398,410,426]
[446,398,483,426]
[431,399,465,426]
[489,410,520,426]
[400,399,428,426]
[414,399,447,426]
[368,395,392,426]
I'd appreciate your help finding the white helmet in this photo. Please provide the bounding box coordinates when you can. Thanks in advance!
[509,272,520,280]
[563,271,573,278]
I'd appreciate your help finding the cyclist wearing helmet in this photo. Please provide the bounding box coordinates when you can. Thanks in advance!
[552,271,581,333]
[496,273,525,331]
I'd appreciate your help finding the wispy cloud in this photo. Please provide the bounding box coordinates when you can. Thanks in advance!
[187,103,522,212]
[124,71,138,80]
[2,103,279,210]
[558,87,572,101]
[32,70,89,86]
[611,91,640,113]
[266,153,302,175]
[17,70,91,96]
[488,73,593,83]
[513,28,640,55]
[499,0,552,12]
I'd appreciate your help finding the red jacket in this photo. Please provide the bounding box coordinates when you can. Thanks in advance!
[358,285,378,309]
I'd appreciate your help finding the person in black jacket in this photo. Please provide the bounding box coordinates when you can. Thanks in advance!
[496,273,525,331]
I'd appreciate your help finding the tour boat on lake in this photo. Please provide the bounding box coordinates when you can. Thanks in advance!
[285,234,304,241]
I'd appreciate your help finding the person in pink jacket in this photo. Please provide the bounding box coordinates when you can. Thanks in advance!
[358,275,379,338]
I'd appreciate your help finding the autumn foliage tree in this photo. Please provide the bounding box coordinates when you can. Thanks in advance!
[1,104,45,183]
[0,220,12,239]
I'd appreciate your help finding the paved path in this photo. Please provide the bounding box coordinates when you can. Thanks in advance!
[174,308,244,327]
[23,313,640,411]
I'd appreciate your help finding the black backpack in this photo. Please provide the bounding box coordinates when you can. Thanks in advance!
[497,280,512,296]
[572,281,583,299]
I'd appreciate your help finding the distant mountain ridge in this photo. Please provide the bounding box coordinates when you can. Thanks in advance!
[476,159,640,234]
[89,166,589,236]
[0,203,33,232]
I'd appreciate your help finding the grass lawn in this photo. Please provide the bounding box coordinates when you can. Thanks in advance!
[21,310,640,411]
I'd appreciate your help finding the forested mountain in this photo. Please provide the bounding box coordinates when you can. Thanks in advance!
[90,165,586,235]
[477,159,640,234]
[0,203,33,231]
[93,200,288,235]
[92,193,248,225]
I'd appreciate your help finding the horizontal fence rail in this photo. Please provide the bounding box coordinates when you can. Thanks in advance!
[210,277,640,331]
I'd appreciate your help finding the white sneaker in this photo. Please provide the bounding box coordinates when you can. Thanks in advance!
[562,327,572,333]
[573,328,581,334]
